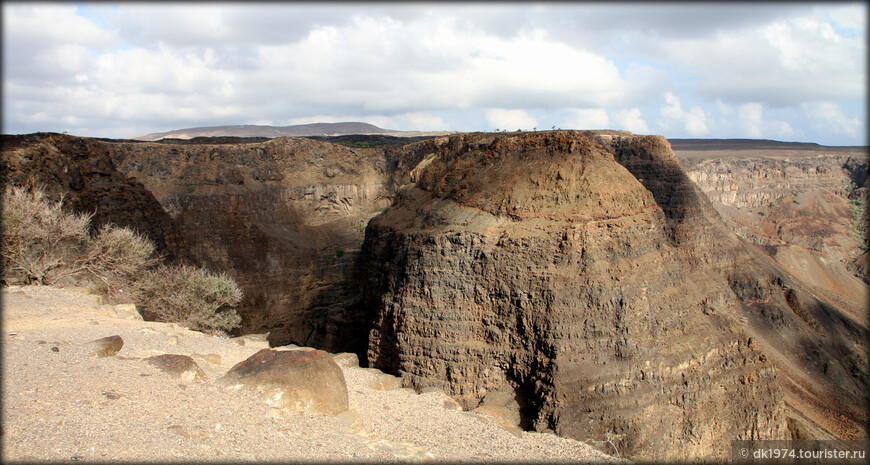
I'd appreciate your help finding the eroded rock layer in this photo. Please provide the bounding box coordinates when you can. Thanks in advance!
[1,134,393,353]
[360,132,804,460]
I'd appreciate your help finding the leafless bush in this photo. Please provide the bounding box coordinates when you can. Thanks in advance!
[135,264,242,333]
[2,185,91,284]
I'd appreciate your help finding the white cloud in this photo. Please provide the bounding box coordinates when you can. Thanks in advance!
[486,109,537,130]
[738,103,764,138]
[661,12,865,105]
[612,108,649,134]
[658,92,709,136]
[1,3,865,145]
[563,108,611,130]
[396,112,448,131]
[801,101,863,138]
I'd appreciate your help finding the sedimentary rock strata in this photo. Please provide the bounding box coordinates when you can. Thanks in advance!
[360,132,797,460]
[2,130,866,461]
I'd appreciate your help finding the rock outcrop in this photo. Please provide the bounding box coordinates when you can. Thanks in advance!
[681,152,869,290]
[218,348,349,415]
[359,131,867,461]
[145,354,208,381]
[0,134,184,261]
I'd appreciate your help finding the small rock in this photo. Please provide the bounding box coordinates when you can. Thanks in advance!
[144,354,207,381]
[332,352,360,368]
[86,335,124,358]
[443,398,463,411]
[370,373,403,391]
[113,303,142,320]
[166,336,179,346]
[103,391,120,400]
[336,409,366,434]
[192,353,222,366]
[51,346,59,352]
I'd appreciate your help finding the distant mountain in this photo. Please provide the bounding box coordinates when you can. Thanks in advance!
[133,122,396,141]
[669,138,866,152]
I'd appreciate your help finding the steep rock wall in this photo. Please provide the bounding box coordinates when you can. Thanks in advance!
[682,154,869,287]
[599,134,868,447]
[104,137,393,352]
[2,134,394,354]
[360,132,790,461]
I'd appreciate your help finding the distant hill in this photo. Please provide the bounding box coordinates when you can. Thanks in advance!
[669,138,867,167]
[669,138,866,152]
[133,122,396,141]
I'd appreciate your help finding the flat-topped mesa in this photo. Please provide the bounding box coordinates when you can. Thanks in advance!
[360,131,789,461]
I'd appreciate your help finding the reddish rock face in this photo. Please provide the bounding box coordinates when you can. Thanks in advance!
[218,348,348,415]
[360,131,867,461]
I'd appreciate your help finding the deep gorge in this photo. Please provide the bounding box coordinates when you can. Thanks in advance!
[2,131,866,461]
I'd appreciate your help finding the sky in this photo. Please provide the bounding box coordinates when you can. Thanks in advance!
[2,2,867,145]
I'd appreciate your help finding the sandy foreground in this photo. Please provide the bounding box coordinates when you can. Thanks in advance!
[1,285,625,463]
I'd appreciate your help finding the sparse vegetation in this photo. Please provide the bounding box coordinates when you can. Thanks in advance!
[1,184,243,333]
[847,183,868,250]
[2,185,92,285]
[335,248,345,258]
[135,264,242,333]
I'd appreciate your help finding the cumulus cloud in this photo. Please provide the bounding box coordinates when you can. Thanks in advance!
[612,108,649,134]
[563,108,611,130]
[738,103,765,138]
[658,93,709,136]
[1,3,865,144]
[801,101,863,138]
[662,11,865,106]
[486,109,538,130]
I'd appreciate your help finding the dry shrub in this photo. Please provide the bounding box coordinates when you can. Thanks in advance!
[1,185,91,284]
[135,264,242,334]
[84,224,160,302]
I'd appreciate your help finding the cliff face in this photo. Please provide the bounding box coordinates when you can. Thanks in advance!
[1,134,393,354]
[104,137,394,352]
[601,135,867,433]
[360,132,802,460]
[3,131,866,461]
[683,154,869,297]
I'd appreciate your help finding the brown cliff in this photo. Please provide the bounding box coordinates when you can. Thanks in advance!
[683,154,869,289]
[360,131,867,461]
[0,134,184,261]
[1,134,394,354]
[2,131,866,461]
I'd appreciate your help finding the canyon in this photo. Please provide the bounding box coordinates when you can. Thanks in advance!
[1,130,867,461]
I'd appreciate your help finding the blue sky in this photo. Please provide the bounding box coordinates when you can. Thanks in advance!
[2,2,866,145]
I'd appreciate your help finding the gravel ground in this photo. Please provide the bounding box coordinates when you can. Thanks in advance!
[1,285,626,463]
